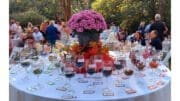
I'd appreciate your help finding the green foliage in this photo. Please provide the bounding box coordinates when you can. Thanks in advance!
[9,0,94,25]
[10,0,63,20]
[10,9,47,27]
[92,0,171,33]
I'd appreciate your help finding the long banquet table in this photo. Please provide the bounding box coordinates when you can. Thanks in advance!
[9,50,171,101]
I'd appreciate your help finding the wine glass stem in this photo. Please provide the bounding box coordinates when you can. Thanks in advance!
[25,68,29,79]
[37,75,40,87]
[91,75,93,87]
[106,77,109,89]
[152,69,156,82]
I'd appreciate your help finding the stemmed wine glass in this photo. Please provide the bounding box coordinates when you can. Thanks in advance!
[93,55,103,79]
[149,58,159,82]
[20,59,31,80]
[54,60,64,81]
[84,62,96,94]
[114,58,125,85]
[75,54,85,73]
[102,61,114,96]
[32,62,44,90]
[114,58,124,75]
[62,67,76,99]
[123,68,134,87]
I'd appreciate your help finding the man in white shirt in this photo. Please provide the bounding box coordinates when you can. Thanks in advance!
[32,27,44,42]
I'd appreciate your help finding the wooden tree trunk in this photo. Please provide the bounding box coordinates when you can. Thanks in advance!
[62,0,71,21]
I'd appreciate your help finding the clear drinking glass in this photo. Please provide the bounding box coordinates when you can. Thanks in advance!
[20,60,31,80]
[102,61,114,96]
[62,67,76,99]
[31,62,44,90]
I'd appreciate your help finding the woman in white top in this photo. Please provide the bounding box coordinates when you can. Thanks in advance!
[32,27,44,42]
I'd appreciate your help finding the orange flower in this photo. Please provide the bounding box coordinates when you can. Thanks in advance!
[69,43,82,55]
[88,47,99,56]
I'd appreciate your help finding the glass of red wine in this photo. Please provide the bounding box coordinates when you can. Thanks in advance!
[114,58,125,85]
[62,67,76,99]
[75,54,85,73]
[84,63,96,94]
[94,55,103,72]
[114,58,124,75]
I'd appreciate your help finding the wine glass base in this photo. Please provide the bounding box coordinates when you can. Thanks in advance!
[115,82,125,87]
[77,78,88,83]
[103,90,114,96]
[83,89,95,94]
[61,94,77,100]
[27,87,37,92]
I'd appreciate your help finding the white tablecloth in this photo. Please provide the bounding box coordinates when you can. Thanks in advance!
[9,52,171,101]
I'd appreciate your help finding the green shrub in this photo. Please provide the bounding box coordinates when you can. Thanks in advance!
[10,9,47,28]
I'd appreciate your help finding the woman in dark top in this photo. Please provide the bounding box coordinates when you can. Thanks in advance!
[150,30,162,50]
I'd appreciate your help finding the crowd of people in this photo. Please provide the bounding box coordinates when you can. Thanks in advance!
[9,19,72,54]
[9,13,170,55]
[100,13,170,51]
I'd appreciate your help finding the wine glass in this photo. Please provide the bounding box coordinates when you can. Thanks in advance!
[102,62,114,96]
[114,58,125,85]
[114,59,124,75]
[93,55,103,79]
[123,68,134,86]
[149,59,159,82]
[94,55,103,72]
[62,67,76,99]
[54,60,64,81]
[20,60,31,80]
[75,54,85,73]
[44,43,51,54]
[32,63,44,90]
[84,63,96,94]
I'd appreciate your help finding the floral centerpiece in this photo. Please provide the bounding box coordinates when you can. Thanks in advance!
[68,10,114,73]
[68,10,107,48]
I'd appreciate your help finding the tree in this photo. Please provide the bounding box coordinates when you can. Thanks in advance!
[92,0,171,33]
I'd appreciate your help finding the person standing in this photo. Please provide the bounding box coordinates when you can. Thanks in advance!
[10,19,17,35]
[46,20,60,45]
[61,22,71,44]
[54,20,62,39]
[16,21,23,38]
[144,20,154,34]
[32,27,44,42]
[150,14,166,41]
[138,21,146,38]
[40,20,49,39]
